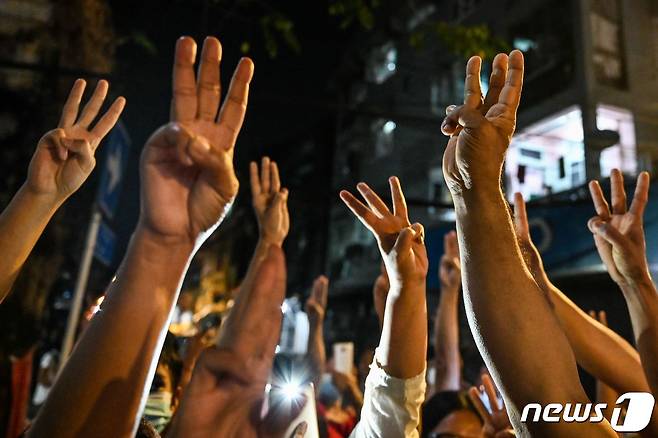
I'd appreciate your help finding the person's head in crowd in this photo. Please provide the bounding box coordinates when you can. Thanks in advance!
[422,390,482,438]
[318,378,342,410]
[144,332,182,432]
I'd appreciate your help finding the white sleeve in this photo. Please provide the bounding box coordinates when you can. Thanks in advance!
[349,350,426,438]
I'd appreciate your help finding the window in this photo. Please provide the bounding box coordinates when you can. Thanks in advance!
[596,104,636,176]
[505,106,585,200]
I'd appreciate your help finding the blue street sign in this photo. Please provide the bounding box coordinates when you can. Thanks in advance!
[97,121,130,219]
[94,220,116,266]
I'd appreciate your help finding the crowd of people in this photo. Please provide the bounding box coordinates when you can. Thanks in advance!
[0,34,657,437]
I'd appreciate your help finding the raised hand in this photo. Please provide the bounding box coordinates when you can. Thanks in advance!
[442,51,524,195]
[588,169,652,288]
[27,79,125,201]
[340,177,428,380]
[169,247,303,437]
[340,177,428,287]
[439,230,461,292]
[468,374,514,438]
[305,275,328,322]
[250,157,290,246]
[589,170,658,432]
[139,36,254,245]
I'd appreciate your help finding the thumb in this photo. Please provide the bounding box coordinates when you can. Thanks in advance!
[458,105,485,129]
[588,218,628,250]
[441,105,485,135]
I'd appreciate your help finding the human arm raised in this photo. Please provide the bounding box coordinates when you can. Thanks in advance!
[29,36,253,437]
[441,50,615,437]
[588,169,658,399]
[434,230,462,392]
[0,79,124,302]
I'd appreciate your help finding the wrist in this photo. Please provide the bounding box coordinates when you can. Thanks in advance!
[439,284,460,296]
[257,234,283,248]
[453,183,505,215]
[17,183,63,214]
[619,272,656,296]
[133,223,196,262]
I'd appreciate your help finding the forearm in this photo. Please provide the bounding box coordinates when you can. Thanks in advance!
[30,226,194,438]
[377,283,427,379]
[455,189,589,413]
[620,277,658,397]
[0,185,61,301]
[434,287,461,391]
[546,283,648,394]
[596,380,618,423]
[238,239,278,294]
[306,319,326,388]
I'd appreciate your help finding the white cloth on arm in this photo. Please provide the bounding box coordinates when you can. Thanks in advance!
[349,349,426,438]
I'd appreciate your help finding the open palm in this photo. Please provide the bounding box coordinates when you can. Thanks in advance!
[588,169,651,286]
[140,36,253,244]
[27,79,125,200]
[340,177,428,283]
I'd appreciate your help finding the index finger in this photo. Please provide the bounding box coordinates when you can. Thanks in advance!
[340,190,378,231]
[468,387,492,424]
[89,97,126,145]
[216,58,254,145]
[59,79,86,128]
[463,56,483,109]
[171,36,198,123]
[588,180,611,219]
[495,50,524,115]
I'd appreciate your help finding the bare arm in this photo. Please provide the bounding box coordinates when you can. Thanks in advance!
[0,80,124,302]
[29,36,253,437]
[305,275,328,388]
[434,230,462,392]
[340,177,428,379]
[513,193,651,396]
[29,228,194,437]
[441,51,614,437]
[588,170,658,398]
[589,311,619,423]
